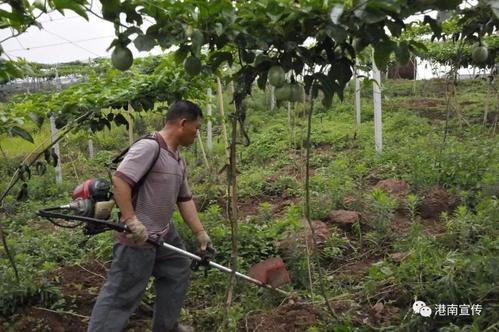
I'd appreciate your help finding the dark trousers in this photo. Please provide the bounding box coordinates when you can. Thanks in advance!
[87,224,191,332]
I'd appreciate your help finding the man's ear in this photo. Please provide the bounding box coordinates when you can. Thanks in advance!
[179,118,187,128]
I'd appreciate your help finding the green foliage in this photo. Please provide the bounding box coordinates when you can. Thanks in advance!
[0,280,62,317]
[418,35,499,68]
[407,193,419,222]
[237,168,272,199]
[269,175,300,197]
[321,229,350,262]
[366,188,398,233]
[242,122,289,165]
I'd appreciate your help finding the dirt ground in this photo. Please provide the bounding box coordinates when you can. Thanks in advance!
[6,260,150,332]
[242,302,317,332]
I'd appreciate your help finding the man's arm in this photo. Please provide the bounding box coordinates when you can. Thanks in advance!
[112,175,135,221]
[177,200,204,233]
[112,175,148,244]
[178,200,210,250]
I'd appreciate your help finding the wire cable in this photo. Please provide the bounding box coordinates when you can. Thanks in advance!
[42,28,102,57]
[4,35,113,53]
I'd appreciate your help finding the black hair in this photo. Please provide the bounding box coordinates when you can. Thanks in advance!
[166,100,203,123]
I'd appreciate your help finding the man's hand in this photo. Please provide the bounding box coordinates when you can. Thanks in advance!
[124,215,148,245]
[195,230,211,252]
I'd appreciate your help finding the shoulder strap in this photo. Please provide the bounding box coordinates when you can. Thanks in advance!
[133,135,161,195]
[110,133,157,166]
[108,133,161,195]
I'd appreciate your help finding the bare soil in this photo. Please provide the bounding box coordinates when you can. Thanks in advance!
[242,302,317,332]
[7,260,151,331]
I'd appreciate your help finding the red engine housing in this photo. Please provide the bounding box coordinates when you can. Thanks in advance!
[72,178,111,201]
[72,179,93,200]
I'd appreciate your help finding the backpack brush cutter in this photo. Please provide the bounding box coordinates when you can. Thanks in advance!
[36,178,291,297]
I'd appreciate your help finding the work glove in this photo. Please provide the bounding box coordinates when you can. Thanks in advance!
[124,215,148,245]
[195,229,211,252]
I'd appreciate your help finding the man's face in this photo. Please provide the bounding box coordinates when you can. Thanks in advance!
[179,117,201,146]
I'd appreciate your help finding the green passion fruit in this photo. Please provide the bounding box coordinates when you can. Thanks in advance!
[111,45,133,71]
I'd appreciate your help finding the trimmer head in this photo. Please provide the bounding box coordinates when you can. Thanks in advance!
[248,257,291,288]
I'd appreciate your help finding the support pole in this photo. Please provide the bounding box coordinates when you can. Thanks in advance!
[88,130,94,159]
[270,86,276,111]
[354,68,361,129]
[50,66,63,184]
[216,77,230,160]
[372,54,383,153]
[207,87,213,153]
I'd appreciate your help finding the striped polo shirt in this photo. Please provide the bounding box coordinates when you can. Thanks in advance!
[114,132,192,242]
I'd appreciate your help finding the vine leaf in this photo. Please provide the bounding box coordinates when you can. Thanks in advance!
[395,41,410,65]
[16,183,28,201]
[9,126,34,143]
[28,112,44,129]
[373,40,396,70]
[134,34,155,52]
[44,149,51,164]
[53,0,88,20]
[424,15,442,40]
[17,165,31,182]
[34,161,47,176]
[208,51,233,72]
[50,148,59,167]
[114,113,129,128]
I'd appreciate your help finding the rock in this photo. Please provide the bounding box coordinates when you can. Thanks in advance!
[302,219,331,246]
[277,219,332,253]
[418,187,456,219]
[375,179,410,197]
[329,209,360,225]
[375,179,410,210]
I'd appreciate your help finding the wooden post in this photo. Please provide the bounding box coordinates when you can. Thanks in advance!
[207,87,213,153]
[270,86,276,111]
[412,57,417,95]
[88,130,94,159]
[49,66,64,184]
[354,67,361,129]
[50,116,63,184]
[197,131,209,169]
[372,54,383,153]
[216,77,230,160]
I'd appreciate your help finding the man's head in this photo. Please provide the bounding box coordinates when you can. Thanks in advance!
[165,100,203,146]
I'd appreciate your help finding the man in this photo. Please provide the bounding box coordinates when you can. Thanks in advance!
[88,100,210,332]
